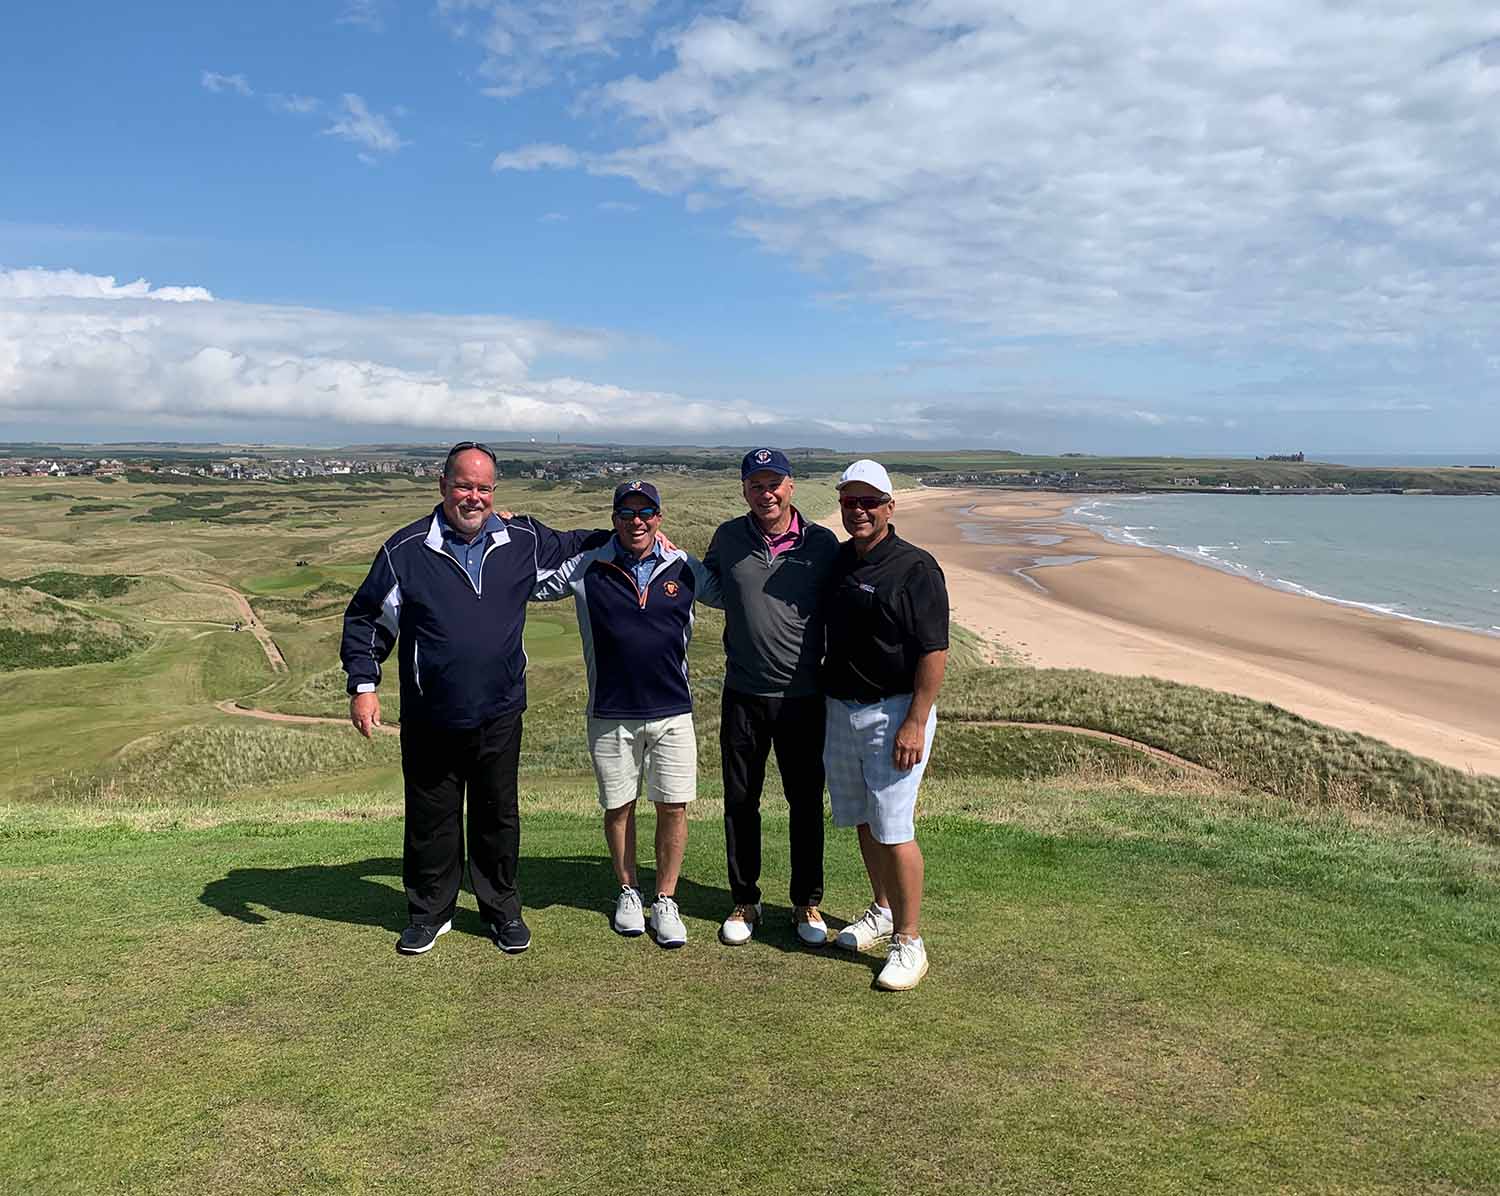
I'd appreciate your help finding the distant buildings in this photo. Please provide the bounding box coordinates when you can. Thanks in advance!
[0,456,125,478]
[0,451,702,484]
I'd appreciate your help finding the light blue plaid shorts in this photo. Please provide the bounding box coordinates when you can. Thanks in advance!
[822,694,937,845]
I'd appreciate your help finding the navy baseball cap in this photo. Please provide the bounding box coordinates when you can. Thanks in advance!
[741,447,792,479]
[612,480,661,508]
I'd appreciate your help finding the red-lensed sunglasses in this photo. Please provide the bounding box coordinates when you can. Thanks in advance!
[839,495,889,511]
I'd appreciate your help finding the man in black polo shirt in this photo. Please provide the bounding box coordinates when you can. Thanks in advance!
[822,459,949,991]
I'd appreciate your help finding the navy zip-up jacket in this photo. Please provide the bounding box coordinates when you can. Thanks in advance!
[340,506,605,729]
[531,540,700,720]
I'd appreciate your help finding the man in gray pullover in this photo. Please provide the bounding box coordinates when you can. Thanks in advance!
[694,448,840,946]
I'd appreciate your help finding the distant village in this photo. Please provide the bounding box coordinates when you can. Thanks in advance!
[0,453,696,484]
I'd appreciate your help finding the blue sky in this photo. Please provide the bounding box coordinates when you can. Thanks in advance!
[3,1,1499,454]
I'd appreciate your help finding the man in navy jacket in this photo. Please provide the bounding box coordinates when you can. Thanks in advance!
[341,442,606,956]
[530,481,703,948]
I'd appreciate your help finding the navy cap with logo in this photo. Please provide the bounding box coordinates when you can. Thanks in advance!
[741,447,793,480]
[612,479,661,508]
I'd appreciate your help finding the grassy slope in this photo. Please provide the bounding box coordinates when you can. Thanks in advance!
[3,789,1497,1196]
[944,669,1500,841]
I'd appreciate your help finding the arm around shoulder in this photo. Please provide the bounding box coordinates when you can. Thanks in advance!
[685,549,725,609]
[531,546,594,602]
[521,515,613,571]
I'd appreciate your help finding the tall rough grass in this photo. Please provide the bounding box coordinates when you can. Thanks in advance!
[37,723,401,806]
[0,571,138,598]
[0,586,149,670]
[942,667,1500,840]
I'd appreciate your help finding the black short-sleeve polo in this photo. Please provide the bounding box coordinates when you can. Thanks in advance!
[821,525,950,703]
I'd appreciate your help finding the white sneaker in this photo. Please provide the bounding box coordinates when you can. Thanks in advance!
[719,902,762,946]
[876,935,929,991]
[651,895,687,948]
[834,903,894,951]
[613,885,645,936]
[793,904,829,946]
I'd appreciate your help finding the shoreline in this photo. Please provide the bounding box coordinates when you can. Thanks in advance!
[819,488,1500,776]
[1067,493,1500,639]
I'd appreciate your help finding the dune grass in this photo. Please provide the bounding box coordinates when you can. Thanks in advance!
[38,722,402,806]
[66,502,132,516]
[0,586,149,671]
[943,667,1500,841]
[1,571,139,598]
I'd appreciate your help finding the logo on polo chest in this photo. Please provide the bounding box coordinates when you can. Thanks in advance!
[663,580,680,597]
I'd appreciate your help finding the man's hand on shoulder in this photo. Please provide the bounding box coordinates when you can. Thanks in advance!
[350,691,382,738]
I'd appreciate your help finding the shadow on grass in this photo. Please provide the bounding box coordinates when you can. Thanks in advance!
[198,853,869,962]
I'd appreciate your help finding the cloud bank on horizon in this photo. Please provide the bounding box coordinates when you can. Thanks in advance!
[4,2,1500,450]
[0,267,829,441]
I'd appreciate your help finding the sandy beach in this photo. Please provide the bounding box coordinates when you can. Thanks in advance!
[820,488,1500,776]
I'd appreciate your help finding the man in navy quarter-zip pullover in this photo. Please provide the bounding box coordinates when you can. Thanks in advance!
[530,481,705,948]
[341,442,608,957]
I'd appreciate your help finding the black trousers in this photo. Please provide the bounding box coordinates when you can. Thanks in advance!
[720,689,826,907]
[400,710,523,926]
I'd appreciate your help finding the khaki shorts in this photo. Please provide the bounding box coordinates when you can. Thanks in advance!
[587,713,698,810]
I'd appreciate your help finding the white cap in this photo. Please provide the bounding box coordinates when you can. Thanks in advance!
[836,458,893,496]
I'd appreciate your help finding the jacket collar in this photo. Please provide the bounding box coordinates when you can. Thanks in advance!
[425,505,508,552]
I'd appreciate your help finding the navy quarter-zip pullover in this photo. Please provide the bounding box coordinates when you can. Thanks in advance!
[531,538,702,719]
[341,505,606,729]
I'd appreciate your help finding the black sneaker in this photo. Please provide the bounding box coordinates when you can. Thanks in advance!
[490,916,531,954]
[396,920,451,955]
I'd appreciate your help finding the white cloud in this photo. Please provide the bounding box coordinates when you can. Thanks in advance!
[539,212,567,222]
[499,1,1500,359]
[0,266,820,440]
[339,0,386,32]
[324,94,407,155]
[491,142,580,171]
[669,16,787,78]
[440,0,663,96]
[598,200,639,212]
[201,71,252,96]
[0,267,213,303]
[268,93,321,115]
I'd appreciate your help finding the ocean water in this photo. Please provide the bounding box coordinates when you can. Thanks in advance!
[1072,494,1500,635]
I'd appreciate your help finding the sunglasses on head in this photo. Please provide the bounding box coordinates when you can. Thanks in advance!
[839,494,889,511]
[443,440,497,471]
[614,505,661,521]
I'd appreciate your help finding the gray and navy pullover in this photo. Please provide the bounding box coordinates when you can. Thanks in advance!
[695,508,840,698]
[340,506,606,729]
[531,539,701,720]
